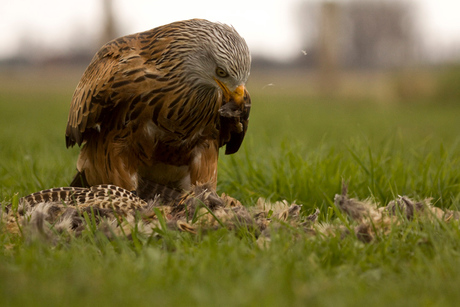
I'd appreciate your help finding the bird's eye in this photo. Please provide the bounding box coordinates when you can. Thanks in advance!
[216,67,229,78]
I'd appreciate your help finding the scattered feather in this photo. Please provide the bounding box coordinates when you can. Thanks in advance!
[2,182,458,245]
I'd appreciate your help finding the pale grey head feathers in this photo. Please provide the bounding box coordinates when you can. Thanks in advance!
[179,19,251,91]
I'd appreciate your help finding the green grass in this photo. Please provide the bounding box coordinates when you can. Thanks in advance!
[220,94,460,209]
[1,71,460,306]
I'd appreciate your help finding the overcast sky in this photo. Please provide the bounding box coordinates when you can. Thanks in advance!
[1,0,459,61]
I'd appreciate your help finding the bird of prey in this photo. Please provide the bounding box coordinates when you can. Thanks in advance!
[65,19,251,199]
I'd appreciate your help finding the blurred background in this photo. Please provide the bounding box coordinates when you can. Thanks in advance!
[0,0,459,103]
[0,0,459,201]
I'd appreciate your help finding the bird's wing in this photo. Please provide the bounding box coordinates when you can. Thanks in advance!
[66,42,120,148]
[65,33,174,148]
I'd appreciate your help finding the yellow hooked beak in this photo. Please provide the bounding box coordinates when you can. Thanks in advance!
[215,79,246,106]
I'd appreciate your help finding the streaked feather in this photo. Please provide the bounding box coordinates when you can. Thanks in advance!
[66,19,252,194]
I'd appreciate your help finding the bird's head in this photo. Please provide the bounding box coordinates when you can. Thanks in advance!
[181,19,251,106]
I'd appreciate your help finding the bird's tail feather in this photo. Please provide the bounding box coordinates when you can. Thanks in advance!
[70,171,89,187]
[136,179,183,203]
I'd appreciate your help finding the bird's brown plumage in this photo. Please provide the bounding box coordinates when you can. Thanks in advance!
[66,19,251,197]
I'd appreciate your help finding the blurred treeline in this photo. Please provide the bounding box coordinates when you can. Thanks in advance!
[252,1,460,104]
[0,0,459,104]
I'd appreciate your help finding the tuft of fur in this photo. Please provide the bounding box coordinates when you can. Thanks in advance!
[1,184,305,242]
[332,183,459,242]
[2,182,459,245]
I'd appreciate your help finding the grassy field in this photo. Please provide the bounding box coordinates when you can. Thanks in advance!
[1,68,460,306]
